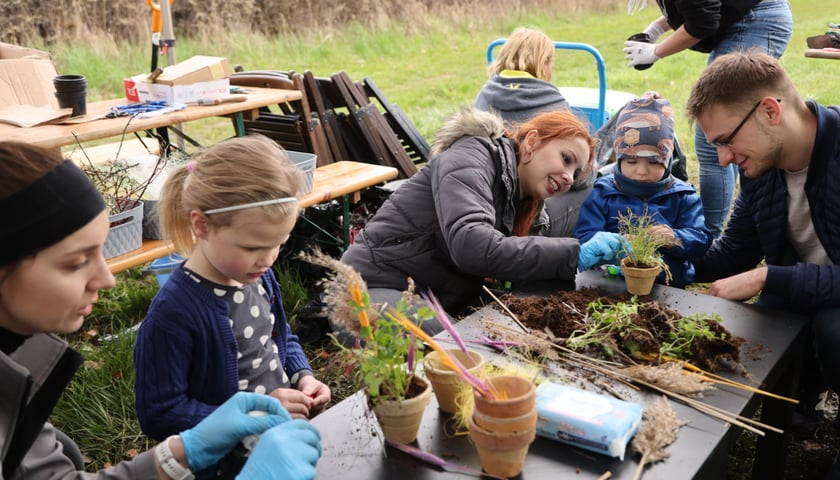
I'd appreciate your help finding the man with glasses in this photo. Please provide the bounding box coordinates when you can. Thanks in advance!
[686,50,840,480]
[623,0,793,240]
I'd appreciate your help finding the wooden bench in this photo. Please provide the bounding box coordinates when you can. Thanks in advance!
[107,160,398,273]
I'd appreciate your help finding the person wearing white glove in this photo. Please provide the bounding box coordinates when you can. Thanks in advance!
[623,0,793,244]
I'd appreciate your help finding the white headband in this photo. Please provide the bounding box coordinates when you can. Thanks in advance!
[203,197,298,215]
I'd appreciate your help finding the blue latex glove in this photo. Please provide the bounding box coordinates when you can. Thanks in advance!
[180,392,291,471]
[237,420,322,480]
[578,232,624,272]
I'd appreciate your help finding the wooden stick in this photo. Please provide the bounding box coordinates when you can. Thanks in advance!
[682,362,799,404]
[482,285,529,332]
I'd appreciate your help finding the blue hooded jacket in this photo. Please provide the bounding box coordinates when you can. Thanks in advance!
[574,174,711,287]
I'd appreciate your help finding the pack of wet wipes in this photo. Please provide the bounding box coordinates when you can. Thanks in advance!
[535,381,643,460]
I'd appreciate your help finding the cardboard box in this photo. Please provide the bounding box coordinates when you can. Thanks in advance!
[123,75,230,104]
[123,55,232,104]
[0,42,60,109]
[153,55,231,85]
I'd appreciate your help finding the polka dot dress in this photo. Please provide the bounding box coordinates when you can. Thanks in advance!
[184,268,290,394]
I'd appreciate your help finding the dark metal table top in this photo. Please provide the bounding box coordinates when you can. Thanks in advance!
[311,270,808,479]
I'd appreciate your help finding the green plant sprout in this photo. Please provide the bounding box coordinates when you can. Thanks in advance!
[565,297,727,363]
[659,312,726,360]
[339,291,435,403]
[566,297,647,357]
[616,209,682,283]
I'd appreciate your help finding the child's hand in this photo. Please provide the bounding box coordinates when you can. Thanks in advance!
[269,387,313,419]
[647,225,676,248]
[297,376,332,417]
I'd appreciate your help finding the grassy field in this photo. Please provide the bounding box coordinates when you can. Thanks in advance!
[47,0,840,182]
[38,0,840,475]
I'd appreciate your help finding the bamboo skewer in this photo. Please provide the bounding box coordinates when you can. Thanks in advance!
[681,362,799,404]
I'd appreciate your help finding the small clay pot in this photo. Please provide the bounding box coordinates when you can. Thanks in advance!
[371,376,432,444]
[468,414,536,478]
[473,375,536,418]
[620,257,661,295]
[423,349,484,414]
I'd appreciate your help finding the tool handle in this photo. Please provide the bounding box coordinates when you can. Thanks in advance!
[195,96,247,106]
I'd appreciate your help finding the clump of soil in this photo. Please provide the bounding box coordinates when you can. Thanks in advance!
[498,288,744,372]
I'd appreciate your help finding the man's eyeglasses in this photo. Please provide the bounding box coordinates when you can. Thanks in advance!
[709,98,781,149]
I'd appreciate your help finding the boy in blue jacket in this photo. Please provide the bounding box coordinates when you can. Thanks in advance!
[574,92,710,287]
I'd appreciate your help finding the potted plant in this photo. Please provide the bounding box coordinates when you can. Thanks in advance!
[617,209,681,296]
[300,250,433,443]
[79,149,169,258]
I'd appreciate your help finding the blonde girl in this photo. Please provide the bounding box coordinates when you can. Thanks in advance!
[134,135,330,478]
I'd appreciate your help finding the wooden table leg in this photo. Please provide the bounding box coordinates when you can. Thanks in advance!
[342,193,351,250]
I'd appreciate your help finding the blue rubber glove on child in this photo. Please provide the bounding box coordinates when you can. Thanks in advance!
[237,420,322,480]
[578,232,624,272]
[180,392,291,471]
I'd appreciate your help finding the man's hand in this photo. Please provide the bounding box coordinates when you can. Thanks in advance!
[706,267,767,301]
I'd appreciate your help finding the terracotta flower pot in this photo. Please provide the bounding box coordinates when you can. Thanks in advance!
[469,375,537,478]
[423,349,485,414]
[473,375,536,418]
[473,406,537,433]
[620,258,661,296]
[371,376,432,444]
[468,414,536,478]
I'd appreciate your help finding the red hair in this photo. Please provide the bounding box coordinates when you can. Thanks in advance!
[507,110,595,236]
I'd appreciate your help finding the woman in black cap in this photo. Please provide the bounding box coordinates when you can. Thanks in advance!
[0,142,320,480]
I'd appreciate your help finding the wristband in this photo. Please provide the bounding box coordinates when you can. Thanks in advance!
[156,436,195,480]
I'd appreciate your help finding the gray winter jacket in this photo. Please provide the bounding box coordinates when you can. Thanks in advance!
[341,108,580,312]
[1,333,156,479]
[474,72,569,128]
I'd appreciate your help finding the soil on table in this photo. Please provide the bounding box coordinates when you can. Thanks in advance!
[498,288,744,372]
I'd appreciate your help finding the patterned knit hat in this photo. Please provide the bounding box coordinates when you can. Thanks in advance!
[613,91,675,168]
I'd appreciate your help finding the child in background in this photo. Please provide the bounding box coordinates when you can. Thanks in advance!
[134,135,330,478]
[474,26,569,127]
[573,93,710,287]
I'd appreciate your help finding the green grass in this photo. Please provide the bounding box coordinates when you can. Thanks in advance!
[48,0,840,183]
[52,270,158,469]
[44,0,840,471]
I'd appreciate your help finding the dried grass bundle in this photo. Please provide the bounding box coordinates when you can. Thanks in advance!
[630,396,688,480]
[483,321,560,361]
[620,362,715,397]
[298,248,379,337]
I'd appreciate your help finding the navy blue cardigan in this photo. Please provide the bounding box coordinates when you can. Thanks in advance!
[694,102,840,309]
[134,265,311,441]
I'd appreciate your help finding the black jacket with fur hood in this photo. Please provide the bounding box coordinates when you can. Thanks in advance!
[341,108,580,313]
